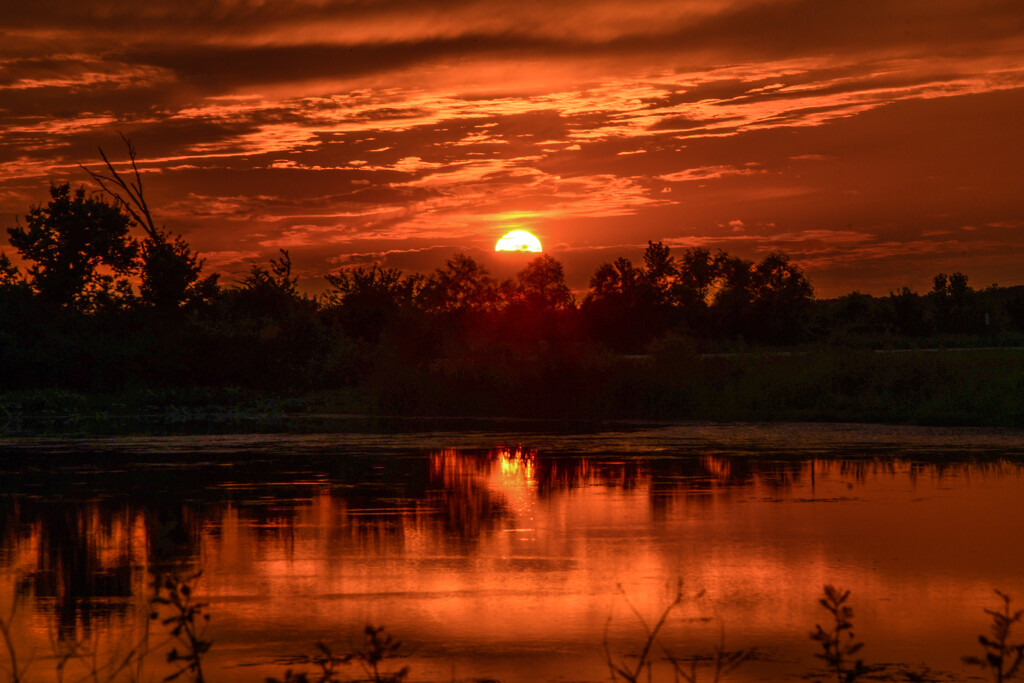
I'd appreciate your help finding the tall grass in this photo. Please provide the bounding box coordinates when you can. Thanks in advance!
[4,344,1022,429]
[364,344,1024,426]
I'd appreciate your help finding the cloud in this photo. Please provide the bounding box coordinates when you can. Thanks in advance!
[658,165,766,183]
[2,0,1024,296]
[770,230,874,244]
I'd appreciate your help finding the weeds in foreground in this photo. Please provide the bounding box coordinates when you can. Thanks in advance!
[603,581,753,683]
[963,590,1024,682]
[808,586,1024,683]
[267,627,408,683]
[268,642,346,683]
[6,577,1024,682]
[663,625,754,683]
[604,582,685,682]
[0,612,24,683]
[351,626,408,683]
[150,570,212,683]
[51,626,153,683]
[810,585,867,683]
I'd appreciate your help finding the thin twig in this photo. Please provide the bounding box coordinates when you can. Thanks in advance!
[606,581,685,682]
[80,133,159,239]
[0,614,22,683]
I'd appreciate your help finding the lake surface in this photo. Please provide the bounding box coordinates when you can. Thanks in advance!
[2,421,1024,682]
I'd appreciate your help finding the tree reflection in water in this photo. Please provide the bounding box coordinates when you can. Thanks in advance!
[1,445,823,640]
[0,438,1023,682]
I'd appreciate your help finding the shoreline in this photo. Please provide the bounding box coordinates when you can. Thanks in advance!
[3,345,1023,435]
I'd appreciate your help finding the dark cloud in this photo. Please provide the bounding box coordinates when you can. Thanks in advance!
[2,0,1023,296]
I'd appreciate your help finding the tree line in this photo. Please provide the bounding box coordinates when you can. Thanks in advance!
[2,144,1023,398]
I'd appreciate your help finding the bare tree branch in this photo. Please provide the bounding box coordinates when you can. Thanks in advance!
[81,132,159,240]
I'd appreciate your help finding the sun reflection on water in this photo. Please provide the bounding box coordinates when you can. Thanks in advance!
[496,447,536,484]
[3,441,1024,682]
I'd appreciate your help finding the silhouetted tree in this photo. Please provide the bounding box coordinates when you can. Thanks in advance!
[1006,294,1024,331]
[816,291,889,341]
[708,251,813,343]
[83,135,218,310]
[582,256,656,351]
[189,250,338,389]
[931,272,983,334]
[0,252,22,289]
[493,254,578,348]
[710,252,755,339]
[323,264,423,342]
[643,240,677,305]
[0,252,34,388]
[245,249,298,295]
[236,249,304,322]
[748,252,814,343]
[420,253,499,315]
[586,242,801,349]
[886,287,928,337]
[139,234,219,310]
[589,257,645,301]
[671,246,718,332]
[7,183,137,310]
[504,254,575,312]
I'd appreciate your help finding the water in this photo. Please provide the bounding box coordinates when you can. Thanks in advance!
[2,421,1024,682]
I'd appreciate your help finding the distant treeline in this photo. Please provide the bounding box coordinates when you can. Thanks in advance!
[3,171,1024,422]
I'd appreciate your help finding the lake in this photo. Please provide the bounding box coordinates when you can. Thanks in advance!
[2,421,1024,682]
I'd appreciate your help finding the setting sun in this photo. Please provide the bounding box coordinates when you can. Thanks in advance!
[495,229,542,252]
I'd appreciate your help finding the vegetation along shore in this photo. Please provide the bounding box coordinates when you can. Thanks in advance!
[2,145,1023,428]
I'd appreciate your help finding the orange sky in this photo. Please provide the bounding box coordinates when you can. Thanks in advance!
[1,0,1023,296]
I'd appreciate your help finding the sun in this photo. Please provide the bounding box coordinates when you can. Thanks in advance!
[495,229,542,252]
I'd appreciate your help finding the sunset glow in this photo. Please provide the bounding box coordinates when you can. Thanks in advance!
[1,2,1023,294]
[495,230,542,253]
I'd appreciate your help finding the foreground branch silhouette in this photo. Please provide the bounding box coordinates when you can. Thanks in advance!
[963,590,1024,682]
[810,585,867,683]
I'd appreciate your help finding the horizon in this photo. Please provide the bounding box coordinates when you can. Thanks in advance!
[2,0,1023,298]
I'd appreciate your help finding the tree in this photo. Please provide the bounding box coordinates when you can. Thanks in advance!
[505,254,575,312]
[0,251,31,316]
[189,249,335,390]
[420,253,499,315]
[0,252,22,289]
[710,252,755,339]
[886,287,928,337]
[749,252,815,343]
[708,252,813,343]
[588,257,644,301]
[241,249,300,301]
[643,240,677,305]
[670,247,718,333]
[323,264,424,342]
[225,248,306,332]
[82,135,218,309]
[582,255,661,352]
[7,182,137,309]
[931,272,982,334]
[495,255,577,347]
[673,247,717,307]
[587,243,718,344]
[826,291,887,339]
